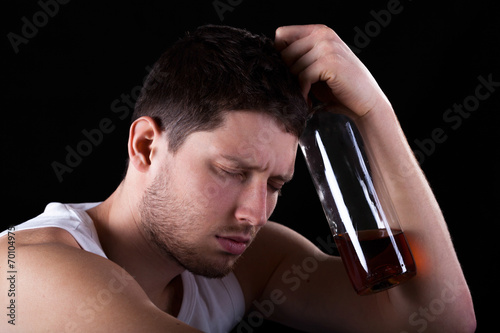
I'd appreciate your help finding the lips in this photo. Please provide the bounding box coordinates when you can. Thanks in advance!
[216,235,250,255]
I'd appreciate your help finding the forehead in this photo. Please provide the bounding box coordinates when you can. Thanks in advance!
[178,111,298,173]
[218,110,295,143]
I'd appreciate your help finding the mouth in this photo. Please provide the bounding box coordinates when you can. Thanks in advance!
[215,235,251,255]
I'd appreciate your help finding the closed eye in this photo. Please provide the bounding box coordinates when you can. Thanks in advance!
[214,163,285,196]
[216,166,245,181]
[268,183,283,196]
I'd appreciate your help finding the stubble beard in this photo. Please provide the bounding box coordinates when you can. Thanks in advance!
[138,172,241,279]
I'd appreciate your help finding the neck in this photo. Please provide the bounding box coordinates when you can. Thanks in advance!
[86,180,185,311]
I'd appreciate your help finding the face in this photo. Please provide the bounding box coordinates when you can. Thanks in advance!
[139,111,298,278]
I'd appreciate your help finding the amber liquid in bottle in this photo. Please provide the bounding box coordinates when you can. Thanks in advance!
[334,229,416,295]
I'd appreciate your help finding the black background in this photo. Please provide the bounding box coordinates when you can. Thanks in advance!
[2,0,499,331]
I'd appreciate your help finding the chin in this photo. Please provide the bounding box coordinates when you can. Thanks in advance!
[183,253,240,279]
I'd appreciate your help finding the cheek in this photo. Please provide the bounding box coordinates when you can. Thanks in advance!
[191,171,238,212]
[267,196,278,219]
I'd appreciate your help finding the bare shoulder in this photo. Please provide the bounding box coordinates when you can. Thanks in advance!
[0,230,199,332]
[3,226,82,248]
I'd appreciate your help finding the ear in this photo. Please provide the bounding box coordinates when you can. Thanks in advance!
[128,116,163,173]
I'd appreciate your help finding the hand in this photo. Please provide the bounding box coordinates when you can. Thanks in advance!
[275,24,391,118]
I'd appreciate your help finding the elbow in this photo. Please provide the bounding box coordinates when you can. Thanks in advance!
[465,317,477,333]
[459,301,477,333]
[442,291,477,333]
[402,284,476,333]
[454,289,476,333]
[453,310,476,333]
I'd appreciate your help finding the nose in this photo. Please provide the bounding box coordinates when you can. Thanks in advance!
[234,180,269,227]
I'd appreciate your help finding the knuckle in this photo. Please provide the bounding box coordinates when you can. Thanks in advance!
[312,24,336,38]
[316,39,347,62]
[316,39,333,53]
[324,52,346,67]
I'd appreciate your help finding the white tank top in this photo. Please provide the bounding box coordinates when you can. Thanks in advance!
[0,202,246,332]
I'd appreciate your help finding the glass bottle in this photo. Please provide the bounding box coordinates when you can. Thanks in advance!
[299,110,416,295]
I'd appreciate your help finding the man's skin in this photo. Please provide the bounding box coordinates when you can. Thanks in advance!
[0,25,476,332]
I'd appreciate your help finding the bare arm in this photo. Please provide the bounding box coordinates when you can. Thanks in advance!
[236,24,475,332]
[0,238,201,332]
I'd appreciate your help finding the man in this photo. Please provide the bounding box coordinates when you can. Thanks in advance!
[0,24,475,332]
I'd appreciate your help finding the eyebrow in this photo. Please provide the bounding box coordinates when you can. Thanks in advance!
[220,154,294,183]
[272,174,294,184]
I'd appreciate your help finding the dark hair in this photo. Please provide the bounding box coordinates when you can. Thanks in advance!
[132,25,309,152]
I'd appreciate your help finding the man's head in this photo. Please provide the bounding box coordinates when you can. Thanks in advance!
[132,24,309,152]
[126,25,309,278]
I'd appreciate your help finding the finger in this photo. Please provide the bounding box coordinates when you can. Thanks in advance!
[288,46,317,76]
[279,34,315,68]
[297,58,320,99]
[288,39,344,78]
[274,24,321,51]
[297,58,336,99]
